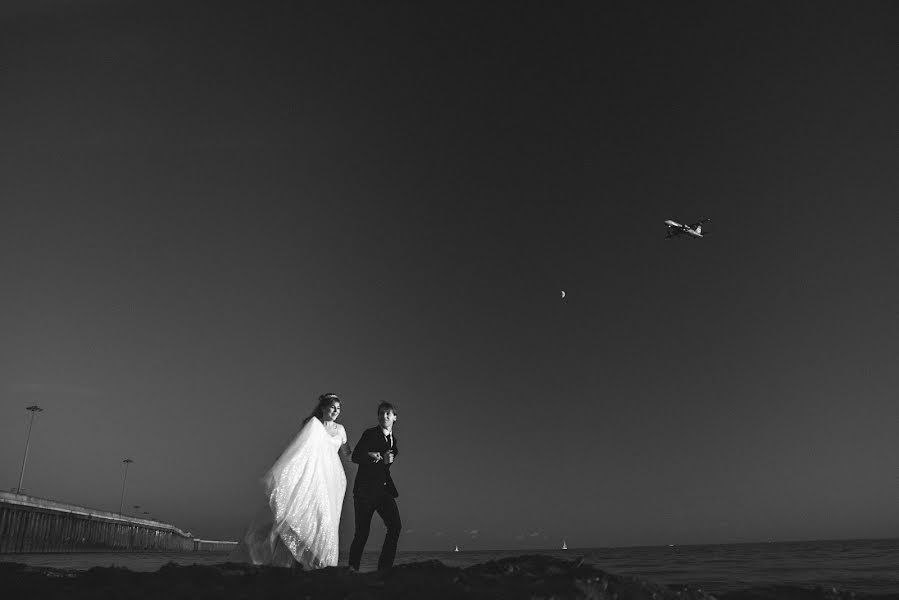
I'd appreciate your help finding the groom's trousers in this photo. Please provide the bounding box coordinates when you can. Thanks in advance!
[348,493,401,571]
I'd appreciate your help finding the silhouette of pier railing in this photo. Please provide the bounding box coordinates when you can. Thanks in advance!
[0,492,235,554]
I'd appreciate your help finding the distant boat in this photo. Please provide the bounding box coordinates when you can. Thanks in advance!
[562,540,567,550]
[454,545,459,552]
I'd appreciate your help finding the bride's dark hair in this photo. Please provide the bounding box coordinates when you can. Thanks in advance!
[303,393,341,424]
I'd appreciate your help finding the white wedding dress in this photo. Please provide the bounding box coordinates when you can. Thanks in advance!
[236,417,347,569]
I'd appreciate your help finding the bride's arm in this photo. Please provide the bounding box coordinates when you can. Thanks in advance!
[338,425,352,459]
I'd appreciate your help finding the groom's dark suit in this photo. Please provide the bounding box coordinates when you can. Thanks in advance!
[348,427,401,571]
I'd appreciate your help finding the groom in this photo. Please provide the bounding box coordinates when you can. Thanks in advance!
[348,402,401,572]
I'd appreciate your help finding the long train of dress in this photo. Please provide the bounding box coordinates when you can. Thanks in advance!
[231,417,347,569]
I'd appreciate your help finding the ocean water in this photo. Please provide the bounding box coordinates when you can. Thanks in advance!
[2,538,898,596]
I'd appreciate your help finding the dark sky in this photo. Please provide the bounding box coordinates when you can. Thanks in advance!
[2,1,897,550]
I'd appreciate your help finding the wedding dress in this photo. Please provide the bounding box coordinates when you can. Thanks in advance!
[237,417,347,569]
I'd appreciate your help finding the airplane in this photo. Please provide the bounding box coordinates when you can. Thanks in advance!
[665,218,710,239]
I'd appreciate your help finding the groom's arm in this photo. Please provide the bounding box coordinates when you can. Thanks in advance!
[351,429,378,464]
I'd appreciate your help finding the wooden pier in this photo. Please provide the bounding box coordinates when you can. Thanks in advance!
[0,492,236,554]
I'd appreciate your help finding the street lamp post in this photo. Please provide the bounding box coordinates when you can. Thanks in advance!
[16,405,44,495]
[119,459,134,514]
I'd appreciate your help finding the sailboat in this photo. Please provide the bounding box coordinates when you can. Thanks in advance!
[454,545,459,552]
[561,540,567,550]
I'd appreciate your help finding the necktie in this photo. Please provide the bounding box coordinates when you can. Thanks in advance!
[386,433,392,449]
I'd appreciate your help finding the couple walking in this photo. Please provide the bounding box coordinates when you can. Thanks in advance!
[236,393,401,571]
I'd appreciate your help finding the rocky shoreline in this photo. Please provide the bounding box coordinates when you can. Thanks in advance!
[2,554,896,599]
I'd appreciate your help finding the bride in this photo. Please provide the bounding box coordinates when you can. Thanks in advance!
[234,393,351,568]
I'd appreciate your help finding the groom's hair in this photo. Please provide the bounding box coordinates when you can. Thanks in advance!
[377,401,396,417]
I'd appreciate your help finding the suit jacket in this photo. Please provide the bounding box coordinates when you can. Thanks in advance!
[351,426,399,499]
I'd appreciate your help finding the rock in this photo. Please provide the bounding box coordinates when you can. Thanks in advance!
[1,556,895,600]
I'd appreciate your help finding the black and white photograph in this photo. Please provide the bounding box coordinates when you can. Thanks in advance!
[1,1,897,598]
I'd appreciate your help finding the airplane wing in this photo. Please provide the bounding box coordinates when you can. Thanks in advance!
[687,218,710,229]
[665,227,685,238]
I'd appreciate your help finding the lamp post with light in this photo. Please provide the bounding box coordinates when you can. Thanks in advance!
[118,459,134,514]
[16,405,43,495]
